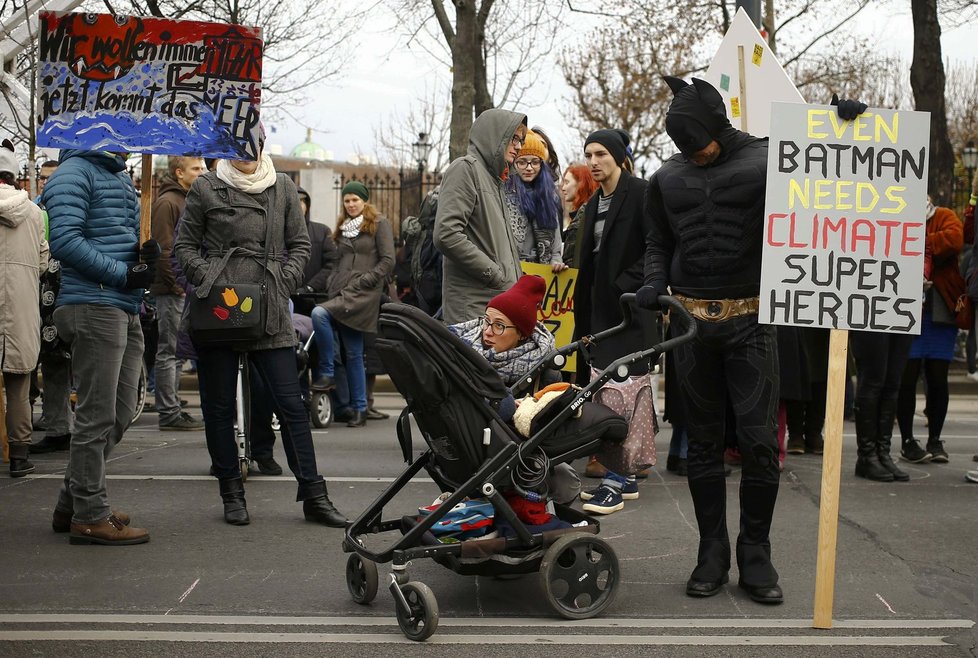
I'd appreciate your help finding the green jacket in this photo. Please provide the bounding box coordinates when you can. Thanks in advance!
[434,108,525,324]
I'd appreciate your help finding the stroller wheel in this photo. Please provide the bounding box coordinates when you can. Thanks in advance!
[311,391,332,428]
[394,581,439,641]
[346,554,378,605]
[540,532,619,620]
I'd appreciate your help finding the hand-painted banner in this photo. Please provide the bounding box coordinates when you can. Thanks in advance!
[521,262,577,372]
[36,12,263,159]
[759,102,930,334]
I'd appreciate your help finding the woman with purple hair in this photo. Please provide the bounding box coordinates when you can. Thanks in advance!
[504,130,567,272]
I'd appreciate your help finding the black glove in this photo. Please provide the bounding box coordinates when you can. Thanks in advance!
[124,262,156,289]
[831,93,867,121]
[139,239,161,267]
[635,284,663,310]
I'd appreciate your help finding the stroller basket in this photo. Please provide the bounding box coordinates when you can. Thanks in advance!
[341,295,696,640]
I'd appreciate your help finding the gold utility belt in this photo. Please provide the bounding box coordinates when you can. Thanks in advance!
[673,294,760,322]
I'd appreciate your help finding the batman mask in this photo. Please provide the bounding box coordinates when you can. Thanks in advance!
[663,76,731,156]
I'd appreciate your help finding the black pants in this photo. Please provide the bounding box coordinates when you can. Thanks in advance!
[850,332,913,442]
[196,346,324,500]
[897,358,950,443]
[248,361,277,460]
[673,314,780,587]
[784,382,826,442]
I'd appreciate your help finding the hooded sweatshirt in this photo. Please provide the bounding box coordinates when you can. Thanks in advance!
[434,108,526,324]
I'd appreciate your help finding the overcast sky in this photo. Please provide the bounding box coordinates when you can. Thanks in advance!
[267,4,976,170]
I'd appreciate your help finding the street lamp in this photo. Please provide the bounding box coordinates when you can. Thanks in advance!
[963,140,978,185]
[411,132,430,174]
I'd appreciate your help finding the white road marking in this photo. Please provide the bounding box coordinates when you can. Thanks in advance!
[14,475,436,483]
[875,593,897,615]
[177,578,200,604]
[0,630,951,646]
[0,614,971,629]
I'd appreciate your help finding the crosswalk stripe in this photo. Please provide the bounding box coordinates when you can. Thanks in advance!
[0,630,952,646]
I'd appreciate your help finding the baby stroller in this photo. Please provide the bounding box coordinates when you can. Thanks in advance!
[341,293,696,640]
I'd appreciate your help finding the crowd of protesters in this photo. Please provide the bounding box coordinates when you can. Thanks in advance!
[2,78,977,602]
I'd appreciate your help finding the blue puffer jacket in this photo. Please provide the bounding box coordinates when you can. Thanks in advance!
[43,150,141,314]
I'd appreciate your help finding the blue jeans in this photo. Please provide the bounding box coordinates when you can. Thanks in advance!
[669,424,689,458]
[153,294,185,422]
[195,346,324,499]
[311,306,366,412]
[52,304,143,524]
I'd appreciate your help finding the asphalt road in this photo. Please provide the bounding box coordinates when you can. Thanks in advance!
[0,390,976,657]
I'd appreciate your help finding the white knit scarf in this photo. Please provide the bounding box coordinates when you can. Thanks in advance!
[217,153,277,194]
[341,215,364,238]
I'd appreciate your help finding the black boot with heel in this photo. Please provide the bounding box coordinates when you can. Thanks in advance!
[219,477,250,525]
[300,481,348,527]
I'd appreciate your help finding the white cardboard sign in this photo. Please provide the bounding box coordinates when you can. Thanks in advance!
[759,102,930,334]
[704,7,805,137]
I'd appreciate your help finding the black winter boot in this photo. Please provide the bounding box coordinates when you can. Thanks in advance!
[854,399,894,482]
[736,479,783,603]
[877,399,909,481]
[218,477,250,525]
[300,480,347,527]
[9,443,35,478]
[685,476,730,597]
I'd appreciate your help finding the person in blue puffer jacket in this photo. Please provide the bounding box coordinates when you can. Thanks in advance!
[42,149,160,547]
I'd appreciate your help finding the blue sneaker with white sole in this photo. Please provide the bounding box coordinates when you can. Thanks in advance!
[580,476,638,501]
[581,485,624,514]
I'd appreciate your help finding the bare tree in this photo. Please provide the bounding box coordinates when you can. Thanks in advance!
[373,83,451,172]
[911,0,955,203]
[561,0,882,168]
[391,0,564,160]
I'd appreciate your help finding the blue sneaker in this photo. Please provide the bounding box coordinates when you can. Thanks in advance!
[581,485,624,514]
[580,477,638,501]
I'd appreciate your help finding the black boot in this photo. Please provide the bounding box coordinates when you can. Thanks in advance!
[218,477,250,525]
[877,398,909,481]
[854,399,894,481]
[9,444,35,478]
[346,410,366,428]
[30,433,70,454]
[685,476,730,597]
[300,481,348,527]
[737,479,783,603]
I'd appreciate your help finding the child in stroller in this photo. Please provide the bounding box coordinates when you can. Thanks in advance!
[341,290,696,641]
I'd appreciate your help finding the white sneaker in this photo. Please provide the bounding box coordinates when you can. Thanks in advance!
[966,371,978,383]
[966,470,978,483]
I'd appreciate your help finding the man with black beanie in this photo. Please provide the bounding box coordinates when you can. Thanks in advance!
[638,76,866,604]
[572,129,660,507]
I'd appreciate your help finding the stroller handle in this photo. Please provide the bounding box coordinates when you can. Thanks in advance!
[545,293,696,370]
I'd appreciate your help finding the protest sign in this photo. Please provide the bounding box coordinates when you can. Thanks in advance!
[759,103,930,334]
[704,7,805,137]
[37,12,263,160]
[521,262,577,372]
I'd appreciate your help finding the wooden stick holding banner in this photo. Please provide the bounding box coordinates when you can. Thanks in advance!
[812,328,848,628]
[737,45,749,133]
[0,373,9,462]
[759,102,930,629]
[140,154,153,244]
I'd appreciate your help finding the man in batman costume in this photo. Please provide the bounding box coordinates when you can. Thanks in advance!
[638,76,866,604]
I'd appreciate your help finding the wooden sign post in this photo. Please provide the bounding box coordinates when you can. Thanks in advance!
[812,328,848,628]
[759,103,931,628]
[140,154,153,244]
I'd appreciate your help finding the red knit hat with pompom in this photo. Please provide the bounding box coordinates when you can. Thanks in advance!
[487,275,546,337]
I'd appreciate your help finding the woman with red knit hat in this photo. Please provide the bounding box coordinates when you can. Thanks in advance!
[448,274,555,387]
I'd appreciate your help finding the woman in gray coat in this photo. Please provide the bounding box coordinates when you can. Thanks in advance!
[310,181,395,427]
[174,135,346,528]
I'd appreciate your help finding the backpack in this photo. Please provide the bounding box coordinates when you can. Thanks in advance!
[403,186,442,316]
